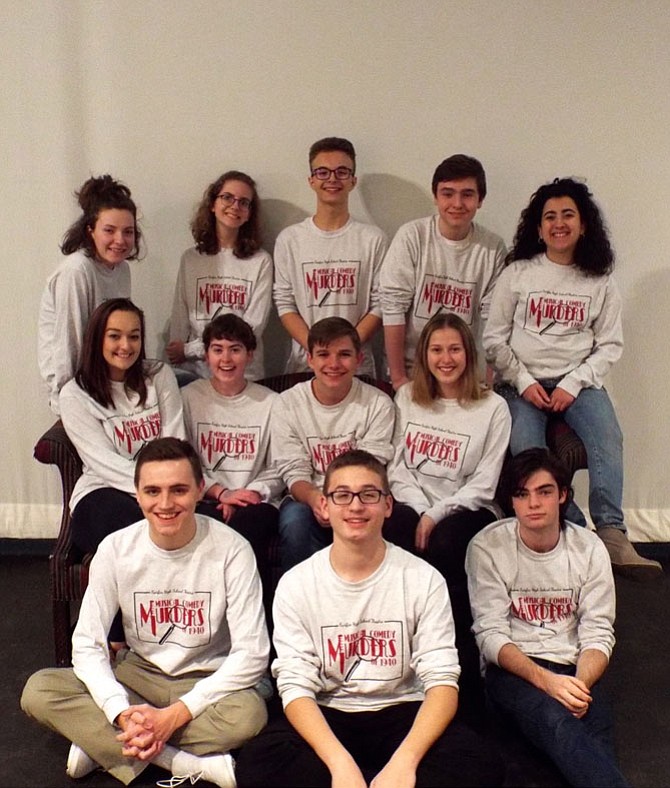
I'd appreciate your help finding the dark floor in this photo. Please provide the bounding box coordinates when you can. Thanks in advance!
[2,547,669,787]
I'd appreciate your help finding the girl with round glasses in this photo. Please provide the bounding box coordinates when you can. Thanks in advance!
[386,312,511,717]
[167,170,272,382]
[38,175,141,414]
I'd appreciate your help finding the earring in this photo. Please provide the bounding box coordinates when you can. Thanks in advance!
[538,235,544,244]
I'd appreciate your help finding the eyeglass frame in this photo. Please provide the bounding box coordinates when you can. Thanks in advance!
[216,192,253,211]
[325,488,389,506]
[310,166,355,181]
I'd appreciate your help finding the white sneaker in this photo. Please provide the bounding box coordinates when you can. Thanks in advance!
[156,753,236,788]
[65,742,98,778]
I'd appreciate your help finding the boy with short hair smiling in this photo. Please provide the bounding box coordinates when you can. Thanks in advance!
[271,317,394,570]
[22,438,269,788]
[273,136,387,376]
[235,449,503,787]
[381,154,506,389]
[181,313,282,603]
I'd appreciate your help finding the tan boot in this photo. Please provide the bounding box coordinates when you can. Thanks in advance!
[597,527,663,580]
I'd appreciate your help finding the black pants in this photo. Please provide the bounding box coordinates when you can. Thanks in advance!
[235,702,504,787]
[383,503,496,725]
[71,488,144,641]
[196,500,278,630]
[71,487,143,555]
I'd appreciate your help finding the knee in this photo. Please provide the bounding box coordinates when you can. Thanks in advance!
[279,502,313,540]
[209,691,268,750]
[21,668,59,719]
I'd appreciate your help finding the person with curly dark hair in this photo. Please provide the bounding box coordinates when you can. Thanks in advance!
[484,178,661,578]
[167,170,272,382]
[38,174,141,414]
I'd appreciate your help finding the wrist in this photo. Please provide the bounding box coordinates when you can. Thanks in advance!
[217,487,227,503]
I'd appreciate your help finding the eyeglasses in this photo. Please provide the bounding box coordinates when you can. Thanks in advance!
[216,193,252,211]
[310,166,354,181]
[326,488,388,505]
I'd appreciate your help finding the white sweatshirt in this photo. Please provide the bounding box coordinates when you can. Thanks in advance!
[38,250,131,414]
[181,379,283,503]
[271,377,395,491]
[483,255,623,397]
[466,518,616,667]
[273,217,387,375]
[272,542,460,712]
[169,246,273,381]
[388,383,511,523]
[72,515,270,724]
[380,217,505,372]
[60,363,186,509]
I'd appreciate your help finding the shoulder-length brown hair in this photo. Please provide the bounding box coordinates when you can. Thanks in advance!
[74,298,157,409]
[411,312,485,407]
[190,170,261,258]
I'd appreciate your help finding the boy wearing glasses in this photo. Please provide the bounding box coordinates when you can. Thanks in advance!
[466,449,629,787]
[271,317,394,570]
[381,154,506,389]
[273,137,387,376]
[235,449,503,788]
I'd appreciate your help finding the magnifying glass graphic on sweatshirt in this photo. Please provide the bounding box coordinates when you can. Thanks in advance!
[158,606,188,645]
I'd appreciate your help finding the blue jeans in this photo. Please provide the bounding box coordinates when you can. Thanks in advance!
[278,498,332,571]
[486,661,629,787]
[503,382,625,531]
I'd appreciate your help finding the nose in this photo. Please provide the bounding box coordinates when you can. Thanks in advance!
[158,490,172,509]
[528,492,542,508]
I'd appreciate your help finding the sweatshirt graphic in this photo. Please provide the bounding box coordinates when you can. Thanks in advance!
[322,620,403,682]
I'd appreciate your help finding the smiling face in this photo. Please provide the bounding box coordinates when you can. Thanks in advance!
[539,196,585,264]
[211,179,253,240]
[308,150,357,209]
[321,464,392,545]
[205,336,251,395]
[102,309,142,381]
[512,469,567,546]
[434,177,482,240]
[426,327,467,398]
[88,208,136,268]
[307,335,362,404]
[136,458,204,550]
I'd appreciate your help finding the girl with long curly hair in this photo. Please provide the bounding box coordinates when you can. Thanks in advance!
[167,171,273,382]
[484,177,661,578]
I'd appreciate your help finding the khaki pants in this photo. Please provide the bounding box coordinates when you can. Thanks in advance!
[21,650,267,785]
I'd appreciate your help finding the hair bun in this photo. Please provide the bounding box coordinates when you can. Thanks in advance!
[76,174,132,211]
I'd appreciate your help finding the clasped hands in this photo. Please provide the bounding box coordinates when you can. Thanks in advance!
[115,701,191,760]
[522,383,575,413]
